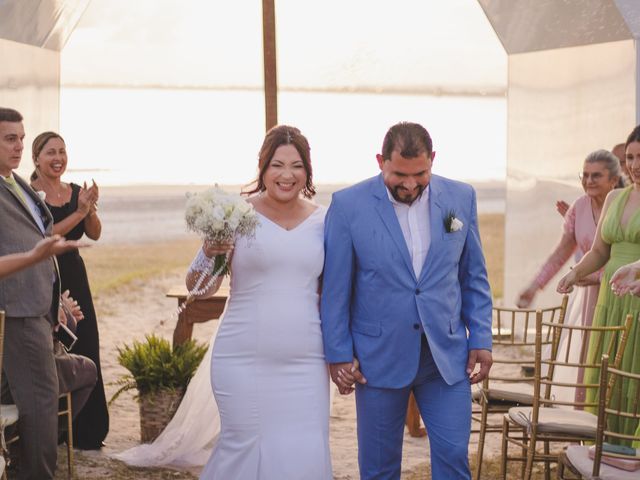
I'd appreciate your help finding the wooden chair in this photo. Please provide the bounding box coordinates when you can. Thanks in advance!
[472,296,568,480]
[405,392,426,437]
[58,392,74,479]
[500,312,633,480]
[0,311,18,480]
[558,354,640,480]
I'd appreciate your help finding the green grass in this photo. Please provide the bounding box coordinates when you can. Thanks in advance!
[81,214,504,300]
[81,238,202,297]
[478,213,504,299]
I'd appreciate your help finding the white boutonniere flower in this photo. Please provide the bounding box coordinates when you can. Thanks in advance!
[444,211,463,233]
[36,190,46,201]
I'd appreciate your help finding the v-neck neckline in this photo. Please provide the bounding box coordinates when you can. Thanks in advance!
[618,188,640,232]
[257,207,320,232]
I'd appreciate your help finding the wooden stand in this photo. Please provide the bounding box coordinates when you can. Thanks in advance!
[167,285,229,347]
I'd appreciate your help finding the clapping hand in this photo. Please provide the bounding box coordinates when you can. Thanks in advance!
[56,290,84,332]
[78,180,99,216]
[61,290,84,322]
[556,200,570,217]
[32,235,86,261]
[610,262,640,296]
[329,359,367,395]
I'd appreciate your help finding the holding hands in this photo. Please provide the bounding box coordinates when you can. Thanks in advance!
[330,359,367,395]
[610,260,640,296]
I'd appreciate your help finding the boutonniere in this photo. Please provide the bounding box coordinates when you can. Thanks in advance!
[444,210,463,233]
[36,190,46,201]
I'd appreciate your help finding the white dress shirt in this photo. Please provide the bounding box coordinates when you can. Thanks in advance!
[386,185,430,278]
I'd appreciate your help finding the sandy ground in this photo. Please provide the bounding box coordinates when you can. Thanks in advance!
[78,272,508,480]
[57,183,507,478]
[72,268,507,479]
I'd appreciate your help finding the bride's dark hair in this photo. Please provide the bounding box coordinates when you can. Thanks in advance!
[243,125,316,198]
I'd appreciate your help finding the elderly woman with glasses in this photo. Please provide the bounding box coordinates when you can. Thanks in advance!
[517,149,621,403]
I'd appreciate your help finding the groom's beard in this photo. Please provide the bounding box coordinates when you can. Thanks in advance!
[390,184,426,205]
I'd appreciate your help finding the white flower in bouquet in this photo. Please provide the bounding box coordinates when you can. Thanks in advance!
[185,186,259,243]
[179,186,259,310]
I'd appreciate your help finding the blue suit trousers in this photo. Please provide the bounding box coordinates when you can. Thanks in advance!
[355,336,472,480]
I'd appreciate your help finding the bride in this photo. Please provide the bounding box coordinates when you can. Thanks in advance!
[114,125,333,479]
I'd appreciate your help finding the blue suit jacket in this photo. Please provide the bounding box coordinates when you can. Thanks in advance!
[321,174,492,388]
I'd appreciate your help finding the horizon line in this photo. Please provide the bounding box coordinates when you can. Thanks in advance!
[60,83,506,98]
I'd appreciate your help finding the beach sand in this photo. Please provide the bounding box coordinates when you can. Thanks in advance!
[53,183,510,479]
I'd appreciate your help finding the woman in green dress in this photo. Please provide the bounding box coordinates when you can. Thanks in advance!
[558,126,640,440]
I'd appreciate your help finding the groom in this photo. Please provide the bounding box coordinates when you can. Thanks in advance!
[321,122,493,479]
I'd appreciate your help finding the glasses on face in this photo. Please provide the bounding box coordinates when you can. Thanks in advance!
[579,172,604,181]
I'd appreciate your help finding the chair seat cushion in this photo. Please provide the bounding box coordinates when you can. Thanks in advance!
[0,404,18,428]
[508,406,597,437]
[473,382,535,405]
[566,445,640,479]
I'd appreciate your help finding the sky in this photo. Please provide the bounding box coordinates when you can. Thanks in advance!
[61,0,507,92]
[56,0,508,186]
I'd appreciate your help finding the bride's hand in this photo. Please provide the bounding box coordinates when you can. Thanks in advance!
[202,240,234,258]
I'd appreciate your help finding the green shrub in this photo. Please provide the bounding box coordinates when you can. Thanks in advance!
[110,334,207,404]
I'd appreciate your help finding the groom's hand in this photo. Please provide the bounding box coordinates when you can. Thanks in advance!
[330,360,367,395]
[467,349,493,384]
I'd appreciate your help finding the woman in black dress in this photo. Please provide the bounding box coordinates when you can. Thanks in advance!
[31,131,109,449]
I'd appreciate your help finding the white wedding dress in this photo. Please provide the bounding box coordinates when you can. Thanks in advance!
[114,207,332,479]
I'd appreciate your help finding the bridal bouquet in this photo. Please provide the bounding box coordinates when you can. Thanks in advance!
[185,186,258,243]
[180,186,259,309]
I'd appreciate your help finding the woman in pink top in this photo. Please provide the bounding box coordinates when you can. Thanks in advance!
[517,149,621,403]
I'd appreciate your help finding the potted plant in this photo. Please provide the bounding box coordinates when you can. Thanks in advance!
[110,334,207,442]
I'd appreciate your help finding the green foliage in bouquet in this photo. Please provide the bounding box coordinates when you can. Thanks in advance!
[213,253,230,277]
[109,334,207,405]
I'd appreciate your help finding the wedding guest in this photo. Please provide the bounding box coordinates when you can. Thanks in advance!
[0,107,59,479]
[30,131,108,449]
[0,235,81,278]
[555,145,626,218]
[517,150,620,403]
[55,291,97,424]
[612,142,630,184]
[558,125,640,438]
